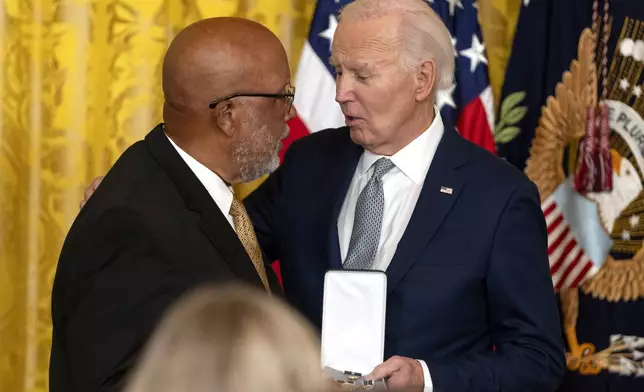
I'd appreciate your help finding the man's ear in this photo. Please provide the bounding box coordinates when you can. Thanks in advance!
[415,59,436,102]
[213,101,236,137]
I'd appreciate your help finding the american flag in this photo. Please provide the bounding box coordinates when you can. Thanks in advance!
[542,197,598,291]
[282,0,496,155]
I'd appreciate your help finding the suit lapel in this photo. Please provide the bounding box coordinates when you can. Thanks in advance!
[145,125,265,290]
[326,129,363,269]
[385,127,468,293]
[198,208,265,289]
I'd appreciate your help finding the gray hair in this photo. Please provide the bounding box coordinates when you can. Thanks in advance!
[339,0,455,91]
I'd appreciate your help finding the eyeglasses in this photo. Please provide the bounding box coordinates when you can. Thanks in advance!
[208,84,295,112]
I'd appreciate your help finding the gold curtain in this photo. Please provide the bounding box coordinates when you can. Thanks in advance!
[0,1,314,391]
[477,0,522,110]
[0,1,520,391]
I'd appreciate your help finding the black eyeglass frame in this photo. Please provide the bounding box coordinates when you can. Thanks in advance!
[208,85,295,110]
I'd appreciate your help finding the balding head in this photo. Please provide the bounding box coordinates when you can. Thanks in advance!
[163,17,289,117]
[161,17,295,184]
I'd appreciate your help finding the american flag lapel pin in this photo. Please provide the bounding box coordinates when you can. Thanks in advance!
[440,186,453,195]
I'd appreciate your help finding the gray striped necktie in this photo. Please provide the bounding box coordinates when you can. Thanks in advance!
[343,157,396,270]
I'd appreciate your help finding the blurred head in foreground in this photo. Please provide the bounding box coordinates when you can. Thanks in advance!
[124,284,330,392]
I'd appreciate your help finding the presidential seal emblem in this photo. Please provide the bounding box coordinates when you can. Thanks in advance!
[526,20,644,377]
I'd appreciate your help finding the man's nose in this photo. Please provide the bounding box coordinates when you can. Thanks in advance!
[335,75,354,104]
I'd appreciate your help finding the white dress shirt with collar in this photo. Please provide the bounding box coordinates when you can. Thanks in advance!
[337,109,445,392]
[166,134,236,229]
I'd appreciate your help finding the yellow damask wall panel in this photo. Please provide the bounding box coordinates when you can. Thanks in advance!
[0,1,314,391]
[477,0,522,110]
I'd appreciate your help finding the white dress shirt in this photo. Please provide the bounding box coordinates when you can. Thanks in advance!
[337,109,445,392]
[166,134,235,229]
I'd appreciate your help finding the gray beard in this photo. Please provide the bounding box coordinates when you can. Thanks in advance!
[231,123,287,183]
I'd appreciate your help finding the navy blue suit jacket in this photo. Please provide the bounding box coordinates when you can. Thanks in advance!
[245,125,566,392]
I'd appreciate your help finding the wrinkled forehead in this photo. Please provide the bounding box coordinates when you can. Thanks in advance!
[331,17,401,66]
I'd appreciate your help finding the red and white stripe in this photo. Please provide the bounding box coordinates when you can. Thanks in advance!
[293,43,345,133]
[542,197,599,291]
[280,42,345,162]
[457,86,496,154]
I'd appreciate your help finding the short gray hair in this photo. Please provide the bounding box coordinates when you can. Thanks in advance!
[339,0,455,91]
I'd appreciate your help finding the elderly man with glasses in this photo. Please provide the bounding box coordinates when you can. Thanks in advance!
[49,17,293,392]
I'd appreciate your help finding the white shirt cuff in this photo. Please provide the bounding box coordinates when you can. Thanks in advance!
[417,359,433,392]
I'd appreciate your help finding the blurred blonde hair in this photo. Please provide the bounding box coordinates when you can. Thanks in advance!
[124,284,328,392]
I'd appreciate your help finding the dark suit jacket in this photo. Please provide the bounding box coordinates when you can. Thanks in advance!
[49,124,281,392]
[245,125,566,391]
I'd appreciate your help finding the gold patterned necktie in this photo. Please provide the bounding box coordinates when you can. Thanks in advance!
[229,196,271,293]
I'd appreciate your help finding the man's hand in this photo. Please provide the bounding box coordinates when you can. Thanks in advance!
[80,176,104,208]
[365,356,424,392]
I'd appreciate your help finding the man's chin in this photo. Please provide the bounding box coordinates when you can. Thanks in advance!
[349,128,370,148]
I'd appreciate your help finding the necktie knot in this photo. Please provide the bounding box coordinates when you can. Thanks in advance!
[372,158,395,180]
[343,157,394,270]
[229,197,244,217]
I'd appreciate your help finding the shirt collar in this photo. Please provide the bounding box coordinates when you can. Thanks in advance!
[165,134,235,215]
[358,107,445,185]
